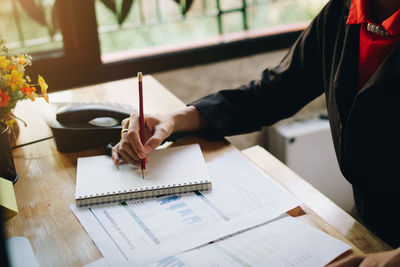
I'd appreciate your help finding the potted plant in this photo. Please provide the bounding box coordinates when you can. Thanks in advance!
[0,38,49,147]
[0,38,49,184]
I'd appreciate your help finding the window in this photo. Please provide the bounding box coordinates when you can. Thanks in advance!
[96,0,327,62]
[0,0,327,90]
[0,0,62,55]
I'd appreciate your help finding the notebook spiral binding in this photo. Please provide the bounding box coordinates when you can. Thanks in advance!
[76,180,212,206]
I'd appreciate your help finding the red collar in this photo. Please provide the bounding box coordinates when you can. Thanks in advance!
[346,0,400,36]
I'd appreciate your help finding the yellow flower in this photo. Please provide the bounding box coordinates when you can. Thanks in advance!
[38,75,49,103]
[17,55,26,65]
[38,75,48,92]
[0,55,10,69]
[6,119,15,128]
[5,69,25,91]
[0,39,49,121]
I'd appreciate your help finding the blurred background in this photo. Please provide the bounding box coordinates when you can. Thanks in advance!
[0,0,328,143]
[0,0,327,90]
[3,0,357,213]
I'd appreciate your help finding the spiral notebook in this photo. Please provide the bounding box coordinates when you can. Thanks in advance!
[75,144,211,206]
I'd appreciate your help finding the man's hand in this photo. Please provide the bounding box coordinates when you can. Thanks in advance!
[327,247,400,267]
[112,106,208,166]
[112,112,175,166]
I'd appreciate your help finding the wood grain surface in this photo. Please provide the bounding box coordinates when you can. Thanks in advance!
[4,76,390,267]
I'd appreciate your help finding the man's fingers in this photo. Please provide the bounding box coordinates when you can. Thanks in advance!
[112,142,142,167]
[144,125,169,154]
[117,148,141,167]
[111,144,120,165]
[144,137,162,154]
[327,255,365,267]
[121,118,130,129]
[127,113,146,158]
[118,113,172,167]
[119,138,142,161]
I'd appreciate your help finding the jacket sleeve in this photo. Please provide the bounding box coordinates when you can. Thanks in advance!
[190,1,332,137]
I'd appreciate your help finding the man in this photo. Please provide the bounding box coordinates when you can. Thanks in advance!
[113,0,400,265]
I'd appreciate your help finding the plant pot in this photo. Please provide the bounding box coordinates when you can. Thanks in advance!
[0,121,18,184]
[0,114,20,148]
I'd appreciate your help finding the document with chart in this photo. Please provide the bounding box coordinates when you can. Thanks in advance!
[147,215,351,267]
[71,150,300,265]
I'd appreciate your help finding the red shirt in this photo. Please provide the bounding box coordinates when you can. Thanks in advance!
[346,0,400,90]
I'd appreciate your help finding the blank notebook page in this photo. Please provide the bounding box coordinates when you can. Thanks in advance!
[75,144,210,199]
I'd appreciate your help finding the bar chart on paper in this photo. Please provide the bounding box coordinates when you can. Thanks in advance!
[72,191,234,264]
[148,215,351,267]
[157,195,202,225]
[71,150,300,265]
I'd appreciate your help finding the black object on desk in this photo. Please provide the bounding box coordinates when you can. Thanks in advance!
[45,103,132,153]
[0,121,18,184]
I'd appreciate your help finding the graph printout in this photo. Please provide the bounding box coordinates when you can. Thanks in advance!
[147,215,351,267]
[71,150,300,265]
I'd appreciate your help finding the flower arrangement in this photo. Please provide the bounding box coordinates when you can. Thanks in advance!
[0,38,49,127]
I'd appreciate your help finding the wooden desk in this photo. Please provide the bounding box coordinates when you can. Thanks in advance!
[5,76,391,267]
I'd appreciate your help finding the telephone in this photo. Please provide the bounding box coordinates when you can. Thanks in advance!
[45,103,133,152]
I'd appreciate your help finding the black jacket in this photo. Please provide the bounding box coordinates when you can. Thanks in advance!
[191,0,400,195]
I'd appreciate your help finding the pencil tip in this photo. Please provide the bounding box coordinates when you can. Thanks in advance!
[141,169,145,179]
[138,72,143,81]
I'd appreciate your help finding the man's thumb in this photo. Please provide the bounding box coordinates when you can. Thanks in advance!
[144,137,163,154]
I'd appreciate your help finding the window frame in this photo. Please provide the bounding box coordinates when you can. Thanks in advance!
[26,0,304,91]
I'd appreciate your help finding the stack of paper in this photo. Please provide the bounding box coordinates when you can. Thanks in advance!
[147,215,351,267]
[71,146,351,267]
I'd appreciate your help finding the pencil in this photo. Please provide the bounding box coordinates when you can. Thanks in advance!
[138,72,145,178]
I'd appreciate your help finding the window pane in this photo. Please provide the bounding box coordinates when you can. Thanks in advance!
[248,0,328,30]
[96,0,328,62]
[222,12,244,34]
[0,0,63,55]
[248,0,328,29]
[220,0,243,10]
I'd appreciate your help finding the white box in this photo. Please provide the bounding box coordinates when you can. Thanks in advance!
[267,115,355,212]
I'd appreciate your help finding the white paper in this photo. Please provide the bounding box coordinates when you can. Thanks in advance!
[71,150,300,266]
[148,215,351,267]
[6,237,40,267]
[203,150,299,219]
